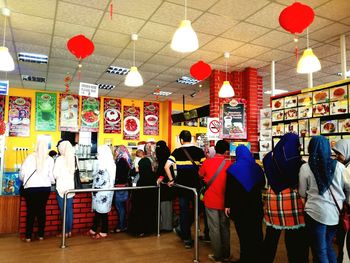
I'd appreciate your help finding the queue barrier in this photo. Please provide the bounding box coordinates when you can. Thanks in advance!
[60,183,200,263]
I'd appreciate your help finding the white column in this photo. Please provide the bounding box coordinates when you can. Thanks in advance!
[308,73,313,88]
[340,34,347,80]
[271,60,275,96]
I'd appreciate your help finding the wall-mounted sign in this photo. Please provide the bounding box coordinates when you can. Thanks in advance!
[0,80,9,96]
[230,141,251,156]
[207,117,221,140]
[79,82,98,98]
[220,98,247,139]
[8,96,31,137]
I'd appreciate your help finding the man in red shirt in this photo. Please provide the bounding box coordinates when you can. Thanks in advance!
[199,140,231,263]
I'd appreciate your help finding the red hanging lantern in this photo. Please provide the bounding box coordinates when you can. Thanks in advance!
[279,2,314,34]
[67,35,94,60]
[0,121,6,135]
[190,61,212,81]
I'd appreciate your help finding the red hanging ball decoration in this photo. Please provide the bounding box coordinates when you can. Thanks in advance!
[190,61,212,81]
[279,2,314,34]
[67,35,95,60]
[0,121,6,135]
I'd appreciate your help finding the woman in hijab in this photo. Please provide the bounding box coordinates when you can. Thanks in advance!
[262,133,308,263]
[54,140,75,237]
[155,140,173,232]
[88,145,116,239]
[144,141,158,172]
[299,136,350,262]
[225,145,265,263]
[111,145,131,233]
[128,157,158,236]
[20,139,55,241]
[333,139,350,262]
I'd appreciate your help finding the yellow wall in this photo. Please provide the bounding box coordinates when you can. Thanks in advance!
[171,102,207,152]
[3,88,170,169]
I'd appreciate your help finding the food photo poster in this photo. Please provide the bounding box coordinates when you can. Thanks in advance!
[59,94,79,132]
[80,97,100,132]
[104,98,121,134]
[143,102,159,135]
[123,105,140,140]
[35,92,57,131]
[8,96,31,137]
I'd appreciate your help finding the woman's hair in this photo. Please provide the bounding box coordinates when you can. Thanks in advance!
[58,141,75,174]
[136,149,145,157]
[35,139,49,173]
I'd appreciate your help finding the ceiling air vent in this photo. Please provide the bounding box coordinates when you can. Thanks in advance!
[176,76,199,85]
[97,83,116,90]
[21,75,46,83]
[153,91,172,96]
[18,52,48,64]
[106,66,130,75]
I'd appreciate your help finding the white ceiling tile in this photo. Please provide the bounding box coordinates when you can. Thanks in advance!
[49,58,80,68]
[94,44,123,57]
[147,55,182,66]
[15,43,50,55]
[197,32,216,47]
[232,44,270,58]
[313,44,340,59]
[155,74,178,82]
[138,22,176,42]
[11,13,53,35]
[99,13,146,35]
[246,3,286,29]
[93,30,130,48]
[150,1,203,27]
[255,50,293,62]
[201,37,244,53]
[62,0,110,10]
[209,0,269,21]
[127,38,167,53]
[222,22,271,42]
[83,54,114,65]
[117,49,154,64]
[211,55,249,66]
[310,23,350,42]
[251,30,292,48]
[22,82,46,90]
[157,45,188,58]
[48,65,76,75]
[114,0,162,20]
[167,0,218,11]
[56,2,103,27]
[19,62,48,73]
[315,0,350,20]
[275,0,329,8]
[139,63,169,73]
[308,16,335,33]
[50,48,74,60]
[54,21,95,38]
[236,59,270,69]
[7,0,56,19]
[12,29,51,47]
[81,63,107,73]
[192,13,237,35]
[186,50,221,62]
[51,36,69,49]
[341,17,350,26]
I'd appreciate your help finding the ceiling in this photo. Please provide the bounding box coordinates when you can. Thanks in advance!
[0,0,349,107]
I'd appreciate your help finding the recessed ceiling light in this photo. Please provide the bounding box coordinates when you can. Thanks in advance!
[176,76,200,85]
[153,91,172,96]
[106,65,130,75]
[97,83,115,90]
[337,70,350,77]
[264,89,288,95]
[21,75,46,83]
[18,52,48,64]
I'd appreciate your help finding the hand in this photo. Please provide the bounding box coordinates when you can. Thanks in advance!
[167,180,175,187]
[156,178,163,186]
[224,208,230,218]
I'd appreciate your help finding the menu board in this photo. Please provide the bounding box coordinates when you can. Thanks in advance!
[143,102,159,135]
[284,95,297,108]
[123,106,140,140]
[8,96,31,137]
[272,98,284,110]
[80,97,100,132]
[0,96,5,121]
[59,94,79,132]
[35,92,57,131]
[103,98,121,134]
[221,99,247,139]
[330,85,347,101]
[297,92,312,106]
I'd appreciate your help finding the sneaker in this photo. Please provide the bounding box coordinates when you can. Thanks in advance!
[199,235,211,243]
[173,227,183,240]
[208,254,223,263]
[184,239,193,249]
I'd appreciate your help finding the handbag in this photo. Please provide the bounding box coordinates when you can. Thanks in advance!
[328,187,350,231]
[20,169,36,196]
[74,156,83,189]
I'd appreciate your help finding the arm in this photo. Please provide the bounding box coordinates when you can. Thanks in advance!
[298,164,308,198]
[164,159,175,187]
[342,166,350,205]
[47,157,55,184]
[224,173,234,217]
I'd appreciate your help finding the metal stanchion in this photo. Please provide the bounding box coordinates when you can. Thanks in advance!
[60,185,159,249]
[157,185,161,237]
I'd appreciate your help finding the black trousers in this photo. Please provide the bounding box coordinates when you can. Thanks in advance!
[336,222,350,263]
[91,212,108,234]
[262,225,309,263]
[24,191,50,239]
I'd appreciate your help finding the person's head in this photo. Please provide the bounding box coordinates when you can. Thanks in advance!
[215,140,229,155]
[98,144,115,168]
[48,150,57,158]
[179,130,192,144]
[235,145,254,162]
[56,139,64,155]
[144,142,155,156]
[333,139,350,165]
[35,139,49,173]
[57,141,75,173]
[136,149,145,158]
[156,140,170,160]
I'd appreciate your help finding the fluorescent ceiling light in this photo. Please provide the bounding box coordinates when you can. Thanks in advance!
[21,75,46,83]
[176,76,199,85]
[97,83,115,90]
[153,91,172,96]
[106,65,130,75]
[264,89,288,95]
[18,52,48,64]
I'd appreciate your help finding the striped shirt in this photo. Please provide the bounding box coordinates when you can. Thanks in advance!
[263,187,305,230]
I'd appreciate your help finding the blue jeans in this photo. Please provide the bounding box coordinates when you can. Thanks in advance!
[56,192,73,233]
[114,193,127,230]
[179,196,194,241]
[305,213,337,263]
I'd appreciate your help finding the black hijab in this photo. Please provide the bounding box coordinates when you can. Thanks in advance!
[155,140,170,177]
[138,158,156,186]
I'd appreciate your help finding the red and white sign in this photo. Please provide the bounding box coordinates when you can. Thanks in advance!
[207,118,221,140]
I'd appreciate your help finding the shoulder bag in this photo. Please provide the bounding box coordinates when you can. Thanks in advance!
[329,187,350,231]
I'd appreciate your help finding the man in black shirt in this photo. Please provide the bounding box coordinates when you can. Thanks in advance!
[164,130,205,248]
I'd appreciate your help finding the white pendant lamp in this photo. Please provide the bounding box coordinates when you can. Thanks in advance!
[0,8,14,72]
[219,52,235,98]
[125,34,143,87]
[171,0,199,53]
[297,28,321,74]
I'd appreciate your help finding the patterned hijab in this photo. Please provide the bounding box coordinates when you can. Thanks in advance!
[263,133,303,193]
[114,145,132,168]
[333,139,350,167]
[308,136,337,195]
[227,145,264,192]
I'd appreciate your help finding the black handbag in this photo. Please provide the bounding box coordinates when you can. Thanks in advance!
[74,157,83,189]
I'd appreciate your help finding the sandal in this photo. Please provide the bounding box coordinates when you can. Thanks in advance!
[92,233,108,239]
[86,230,96,237]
